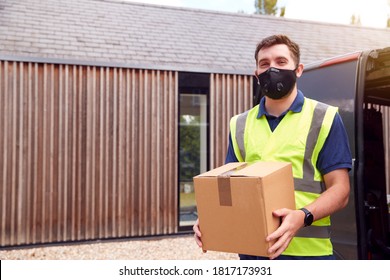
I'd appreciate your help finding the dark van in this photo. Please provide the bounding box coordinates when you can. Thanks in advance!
[297,47,390,259]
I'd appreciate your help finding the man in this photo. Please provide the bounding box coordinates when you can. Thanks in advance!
[193,34,352,260]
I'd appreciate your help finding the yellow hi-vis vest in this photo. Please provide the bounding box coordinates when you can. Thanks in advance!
[230,97,338,256]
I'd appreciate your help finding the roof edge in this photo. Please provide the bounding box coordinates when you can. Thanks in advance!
[0,54,252,76]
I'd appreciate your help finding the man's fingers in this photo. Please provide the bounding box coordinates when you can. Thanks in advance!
[194,233,202,247]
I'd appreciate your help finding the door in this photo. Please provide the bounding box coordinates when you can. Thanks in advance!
[359,48,390,259]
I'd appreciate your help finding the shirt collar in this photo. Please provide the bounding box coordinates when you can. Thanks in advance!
[257,90,305,119]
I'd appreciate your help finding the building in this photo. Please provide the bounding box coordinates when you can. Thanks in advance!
[1,0,390,247]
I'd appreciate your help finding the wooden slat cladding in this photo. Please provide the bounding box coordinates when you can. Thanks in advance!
[0,60,178,247]
[209,73,253,169]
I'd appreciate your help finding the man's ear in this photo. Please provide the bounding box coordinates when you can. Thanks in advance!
[296,63,304,78]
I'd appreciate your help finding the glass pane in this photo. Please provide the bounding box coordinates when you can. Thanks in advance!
[179,94,207,227]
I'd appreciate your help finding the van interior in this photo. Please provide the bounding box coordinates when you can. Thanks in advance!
[363,47,390,259]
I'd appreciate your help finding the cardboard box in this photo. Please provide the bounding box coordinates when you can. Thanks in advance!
[194,161,295,257]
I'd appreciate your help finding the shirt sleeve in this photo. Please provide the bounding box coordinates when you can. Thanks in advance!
[225,132,239,163]
[317,113,353,175]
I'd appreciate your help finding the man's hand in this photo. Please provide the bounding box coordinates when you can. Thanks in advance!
[193,219,207,253]
[266,208,305,259]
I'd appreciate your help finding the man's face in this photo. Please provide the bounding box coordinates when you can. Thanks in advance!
[255,44,297,76]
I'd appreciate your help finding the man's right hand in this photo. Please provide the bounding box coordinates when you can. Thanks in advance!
[193,219,206,252]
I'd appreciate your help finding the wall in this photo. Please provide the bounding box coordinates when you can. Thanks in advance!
[0,60,178,246]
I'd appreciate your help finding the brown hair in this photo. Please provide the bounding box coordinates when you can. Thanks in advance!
[254,34,300,66]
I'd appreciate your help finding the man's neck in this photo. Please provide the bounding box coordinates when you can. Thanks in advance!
[264,89,298,117]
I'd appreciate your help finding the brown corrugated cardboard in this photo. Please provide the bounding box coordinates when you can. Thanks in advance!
[193,161,296,257]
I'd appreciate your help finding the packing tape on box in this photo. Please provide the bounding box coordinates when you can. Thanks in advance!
[217,163,247,206]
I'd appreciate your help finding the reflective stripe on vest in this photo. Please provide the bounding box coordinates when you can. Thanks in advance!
[231,98,337,244]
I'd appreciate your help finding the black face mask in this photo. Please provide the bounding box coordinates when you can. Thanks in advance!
[257,67,297,100]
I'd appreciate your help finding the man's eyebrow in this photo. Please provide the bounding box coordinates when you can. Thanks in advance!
[275,56,289,61]
[258,58,270,64]
[258,56,289,63]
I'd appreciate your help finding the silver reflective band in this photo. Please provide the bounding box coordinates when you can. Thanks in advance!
[236,110,249,161]
[296,225,331,239]
[302,101,328,180]
[294,178,326,194]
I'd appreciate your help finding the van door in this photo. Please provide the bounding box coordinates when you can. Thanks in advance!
[358,48,390,259]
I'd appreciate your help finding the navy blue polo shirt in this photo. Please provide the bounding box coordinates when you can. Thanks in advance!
[225,90,352,175]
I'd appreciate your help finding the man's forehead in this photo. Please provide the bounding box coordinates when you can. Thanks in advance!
[257,44,291,60]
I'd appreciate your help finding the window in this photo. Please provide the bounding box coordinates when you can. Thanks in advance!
[178,73,209,229]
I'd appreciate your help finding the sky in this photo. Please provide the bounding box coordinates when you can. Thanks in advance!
[125,0,390,28]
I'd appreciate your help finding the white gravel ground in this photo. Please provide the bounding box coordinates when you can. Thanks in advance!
[0,234,238,260]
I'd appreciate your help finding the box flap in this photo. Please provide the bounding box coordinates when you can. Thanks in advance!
[232,161,290,178]
[194,162,247,177]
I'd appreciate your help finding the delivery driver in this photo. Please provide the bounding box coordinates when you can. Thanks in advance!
[193,34,352,260]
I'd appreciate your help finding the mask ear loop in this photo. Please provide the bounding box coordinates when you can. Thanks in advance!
[253,67,275,105]
[253,83,262,106]
[254,75,262,106]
